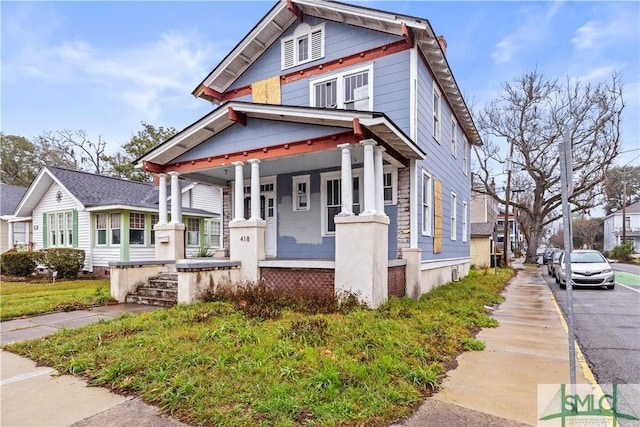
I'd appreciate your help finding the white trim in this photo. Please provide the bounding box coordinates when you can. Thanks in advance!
[259,259,335,269]
[281,22,325,70]
[462,200,468,243]
[410,160,418,247]
[420,256,470,270]
[433,84,442,143]
[409,47,418,142]
[310,63,373,110]
[421,169,432,237]
[450,114,457,157]
[451,191,457,241]
[292,174,311,212]
[382,165,398,205]
[463,136,469,176]
[320,169,364,237]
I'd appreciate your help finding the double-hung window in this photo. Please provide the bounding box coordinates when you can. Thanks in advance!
[281,23,324,69]
[129,213,145,245]
[47,211,75,247]
[451,192,457,241]
[186,218,200,246]
[110,213,121,245]
[204,219,221,248]
[311,65,372,111]
[433,85,442,142]
[321,171,361,235]
[96,214,107,245]
[292,175,310,211]
[462,201,468,242]
[451,116,457,157]
[422,171,432,236]
[150,214,159,244]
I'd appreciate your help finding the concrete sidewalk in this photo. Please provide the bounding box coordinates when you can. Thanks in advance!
[392,261,594,426]
[1,264,595,426]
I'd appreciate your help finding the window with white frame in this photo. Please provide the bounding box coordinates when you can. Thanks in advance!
[462,201,468,242]
[110,213,121,245]
[47,211,74,247]
[451,116,457,157]
[150,214,159,244]
[281,23,324,70]
[451,192,457,240]
[186,218,200,246]
[311,65,372,111]
[422,171,432,236]
[13,222,26,245]
[433,85,442,142]
[129,212,146,245]
[321,172,361,235]
[204,219,221,248]
[383,166,398,205]
[463,136,469,175]
[292,175,310,211]
[96,214,107,245]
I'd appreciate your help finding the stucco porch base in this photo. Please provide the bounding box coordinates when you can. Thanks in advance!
[109,261,174,302]
[419,258,471,294]
[154,223,186,261]
[229,219,266,282]
[176,259,242,304]
[335,214,389,308]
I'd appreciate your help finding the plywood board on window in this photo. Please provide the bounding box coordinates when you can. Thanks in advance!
[434,178,442,254]
[252,75,281,105]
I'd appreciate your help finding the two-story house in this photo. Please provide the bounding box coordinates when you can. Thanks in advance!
[603,200,640,252]
[126,0,482,307]
[470,189,498,268]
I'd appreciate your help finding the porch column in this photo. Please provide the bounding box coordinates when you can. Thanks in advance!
[7,222,14,248]
[338,143,353,216]
[374,146,386,216]
[360,139,376,215]
[248,159,261,220]
[158,173,168,225]
[155,172,185,262]
[169,172,182,224]
[232,161,244,222]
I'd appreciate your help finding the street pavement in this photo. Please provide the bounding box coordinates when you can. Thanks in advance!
[1,262,597,426]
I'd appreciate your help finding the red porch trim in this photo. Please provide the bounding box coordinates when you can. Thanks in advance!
[401,23,414,48]
[228,107,247,126]
[286,0,303,22]
[155,132,361,174]
[200,39,411,102]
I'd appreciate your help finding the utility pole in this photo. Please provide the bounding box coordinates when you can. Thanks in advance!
[503,139,515,266]
[622,178,627,245]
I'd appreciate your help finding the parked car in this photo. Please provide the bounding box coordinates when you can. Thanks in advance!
[551,250,564,280]
[557,250,615,290]
[545,249,561,276]
[542,248,556,265]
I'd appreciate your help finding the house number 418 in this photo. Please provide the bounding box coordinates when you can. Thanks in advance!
[240,236,250,242]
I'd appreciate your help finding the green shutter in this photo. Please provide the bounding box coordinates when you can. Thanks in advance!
[42,213,48,248]
[72,210,79,248]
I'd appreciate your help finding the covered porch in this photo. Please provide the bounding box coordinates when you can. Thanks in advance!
[113,102,424,307]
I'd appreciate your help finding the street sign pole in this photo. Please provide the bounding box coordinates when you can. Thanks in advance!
[559,133,577,391]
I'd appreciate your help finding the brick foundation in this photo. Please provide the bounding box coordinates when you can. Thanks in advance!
[260,268,335,298]
[388,265,406,297]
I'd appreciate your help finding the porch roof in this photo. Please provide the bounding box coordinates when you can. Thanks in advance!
[136,101,425,172]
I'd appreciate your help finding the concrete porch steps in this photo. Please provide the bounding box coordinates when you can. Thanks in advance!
[125,273,178,308]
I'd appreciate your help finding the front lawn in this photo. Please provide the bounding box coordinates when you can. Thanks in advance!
[0,279,111,321]
[5,268,513,426]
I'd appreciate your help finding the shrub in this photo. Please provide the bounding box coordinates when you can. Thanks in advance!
[609,243,634,262]
[39,248,85,279]
[0,251,38,277]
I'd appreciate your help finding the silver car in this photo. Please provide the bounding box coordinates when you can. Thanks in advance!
[557,250,615,290]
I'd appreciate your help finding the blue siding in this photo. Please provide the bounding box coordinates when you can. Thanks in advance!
[275,169,398,260]
[415,59,470,260]
[373,51,410,133]
[173,119,346,162]
[230,16,402,90]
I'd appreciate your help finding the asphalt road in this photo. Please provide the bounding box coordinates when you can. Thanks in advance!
[541,265,640,385]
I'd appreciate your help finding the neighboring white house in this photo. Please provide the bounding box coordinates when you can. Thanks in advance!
[0,183,29,253]
[603,201,640,252]
[12,166,222,275]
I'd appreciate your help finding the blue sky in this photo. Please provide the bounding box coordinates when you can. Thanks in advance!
[1,1,639,168]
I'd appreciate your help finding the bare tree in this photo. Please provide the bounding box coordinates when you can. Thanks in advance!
[473,69,624,263]
[35,130,108,174]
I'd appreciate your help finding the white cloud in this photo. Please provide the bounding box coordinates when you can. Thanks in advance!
[571,4,639,51]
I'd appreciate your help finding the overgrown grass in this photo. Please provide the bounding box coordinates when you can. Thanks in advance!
[5,268,513,426]
[0,279,111,320]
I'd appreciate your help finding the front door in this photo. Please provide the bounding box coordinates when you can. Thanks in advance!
[243,179,277,258]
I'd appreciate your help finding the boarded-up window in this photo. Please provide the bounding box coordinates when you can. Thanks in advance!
[252,75,281,105]
[433,178,442,253]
